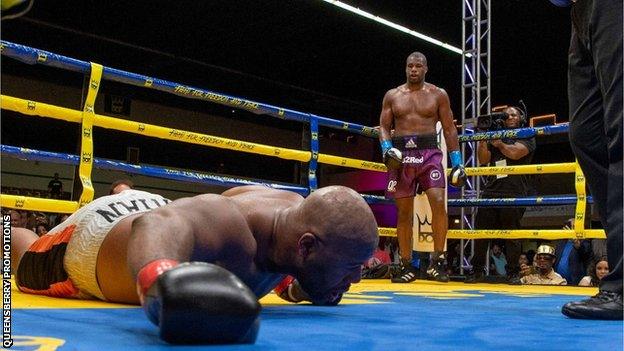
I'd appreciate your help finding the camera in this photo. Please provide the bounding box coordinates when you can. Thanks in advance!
[476,112,509,131]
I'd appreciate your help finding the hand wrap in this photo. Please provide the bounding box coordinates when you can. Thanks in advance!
[448,151,466,188]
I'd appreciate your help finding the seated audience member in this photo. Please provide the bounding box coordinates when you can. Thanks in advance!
[554,219,593,285]
[35,224,48,236]
[554,238,592,285]
[579,256,609,287]
[109,179,134,195]
[365,246,392,268]
[8,209,25,228]
[447,241,470,276]
[520,245,567,285]
[489,243,507,276]
[362,246,395,279]
[518,252,534,277]
[55,214,70,226]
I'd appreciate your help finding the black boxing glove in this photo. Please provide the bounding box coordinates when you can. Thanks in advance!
[137,261,261,344]
[380,139,403,170]
[383,148,403,170]
[448,165,467,188]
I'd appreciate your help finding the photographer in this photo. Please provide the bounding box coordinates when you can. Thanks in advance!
[465,106,536,284]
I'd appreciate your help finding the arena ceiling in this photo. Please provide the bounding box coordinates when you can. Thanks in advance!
[2,0,571,126]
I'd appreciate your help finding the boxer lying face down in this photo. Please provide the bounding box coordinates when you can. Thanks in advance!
[11,185,378,344]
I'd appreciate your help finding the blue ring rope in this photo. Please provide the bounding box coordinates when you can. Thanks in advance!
[1,145,589,206]
[0,41,377,138]
[458,124,570,142]
[0,144,309,196]
[0,41,568,142]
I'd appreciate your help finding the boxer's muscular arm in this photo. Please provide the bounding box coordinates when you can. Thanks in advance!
[379,90,395,142]
[438,89,460,152]
[127,195,240,279]
[221,185,268,197]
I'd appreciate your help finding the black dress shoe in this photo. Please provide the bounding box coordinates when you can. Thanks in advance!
[562,290,623,320]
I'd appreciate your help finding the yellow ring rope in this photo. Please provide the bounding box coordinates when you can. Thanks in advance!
[76,62,102,208]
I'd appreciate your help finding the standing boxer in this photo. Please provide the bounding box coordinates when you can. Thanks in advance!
[379,52,465,283]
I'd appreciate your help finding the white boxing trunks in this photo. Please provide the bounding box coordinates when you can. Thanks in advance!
[62,190,170,299]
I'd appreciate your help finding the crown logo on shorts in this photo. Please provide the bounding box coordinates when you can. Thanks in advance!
[405,139,417,149]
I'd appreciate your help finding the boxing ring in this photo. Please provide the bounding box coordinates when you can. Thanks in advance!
[1,42,621,350]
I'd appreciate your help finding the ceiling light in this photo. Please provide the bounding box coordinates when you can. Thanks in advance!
[321,0,467,56]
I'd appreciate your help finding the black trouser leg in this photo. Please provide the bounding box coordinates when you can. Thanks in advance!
[569,0,623,294]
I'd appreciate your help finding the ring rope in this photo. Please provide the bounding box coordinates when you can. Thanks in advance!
[2,41,575,142]
[0,40,378,138]
[1,95,386,172]
[76,62,102,208]
[0,145,593,208]
[458,124,570,142]
[0,145,307,193]
[1,194,79,214]
[463,163,576,175]
[362,194,593,206]
[4,95,580,177]
[1,145,606,239]
[378,227,606,239]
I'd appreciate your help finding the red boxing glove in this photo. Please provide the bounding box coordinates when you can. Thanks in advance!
[136,259,179,305]
[274,275,309,303]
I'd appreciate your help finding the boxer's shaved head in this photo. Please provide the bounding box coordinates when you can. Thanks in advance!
[300,186,378,254]
[292,186,378,305]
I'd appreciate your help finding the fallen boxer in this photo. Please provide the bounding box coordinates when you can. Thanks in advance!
[11,185,378,344]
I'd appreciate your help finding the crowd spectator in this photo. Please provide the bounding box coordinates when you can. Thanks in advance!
[55,213,70,226]
[109,179,134,195]
[554,238,592,285]
[47,173,63,199]
[579,256,609,287]
[8,209,25,228]
[362,245,395,279]
[35,224,48,236]
[520,245,567,285]
[489,243,508,276]
[518,252,534,278]
[466,105,536,284]
[553,219,593,285]
[447,241,470,276]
